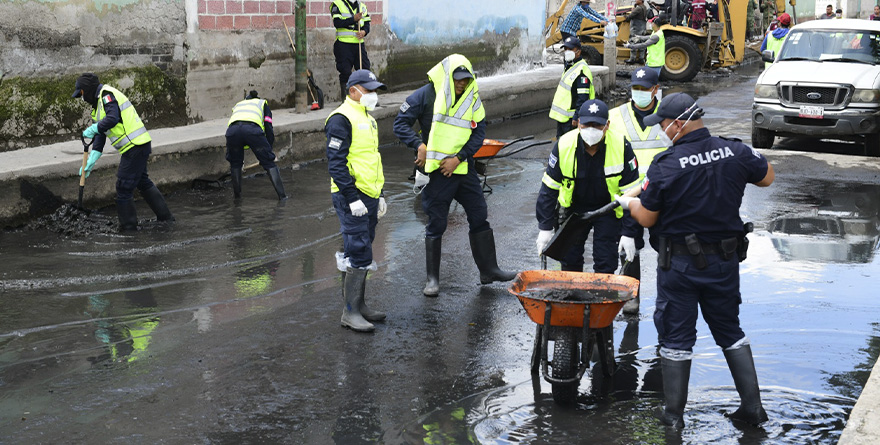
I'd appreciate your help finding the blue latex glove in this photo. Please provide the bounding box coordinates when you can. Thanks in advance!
[82,123,99,139]
[79,150,103,178]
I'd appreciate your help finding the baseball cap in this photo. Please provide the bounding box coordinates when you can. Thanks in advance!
[72,73,100,98]
[452,66,474,80]
[346,69,387,90]
[561,36,581,50]
[577,99,609,126]
[644,92,703,127]
[777,13,791,26]
[630,67,659,88]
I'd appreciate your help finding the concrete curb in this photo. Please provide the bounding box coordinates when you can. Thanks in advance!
[0,65,611,228]
[839,356,880,444]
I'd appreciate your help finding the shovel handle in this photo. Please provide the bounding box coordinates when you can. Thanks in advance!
[79,151,89,187]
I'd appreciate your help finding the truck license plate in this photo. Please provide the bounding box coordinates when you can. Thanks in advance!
[799,105,824,119]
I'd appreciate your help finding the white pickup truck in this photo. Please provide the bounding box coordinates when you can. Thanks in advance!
[751,19,880,156]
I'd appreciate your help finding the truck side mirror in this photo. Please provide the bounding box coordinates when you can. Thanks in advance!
[762,50,775,63]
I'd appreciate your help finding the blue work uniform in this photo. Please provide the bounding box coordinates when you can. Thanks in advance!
[331,0,371,95]
[89,86,155,202]
[639,127,769,352]
[536,134,641,272]
[395,83,490,238]
[325,112,380,268]
[225,101,277,170]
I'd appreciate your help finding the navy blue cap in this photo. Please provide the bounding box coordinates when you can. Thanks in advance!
[561,36,581,50]
[577,99,609,125]
[452,66,474,80]
[644,92,703,127]
[347,69,387,90]
[630,67,659,88]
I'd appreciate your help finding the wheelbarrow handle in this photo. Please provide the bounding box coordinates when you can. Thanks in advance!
[502,135,534,148]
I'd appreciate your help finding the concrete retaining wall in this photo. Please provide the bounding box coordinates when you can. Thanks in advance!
[0,65,611,228]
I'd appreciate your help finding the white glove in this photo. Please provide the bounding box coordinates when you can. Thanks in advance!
[617,195,637,210]
[349,200,368,217]
[619,236,637,262]
[623,42,631,48]
[536,230,554,256]
[377,197,387,219]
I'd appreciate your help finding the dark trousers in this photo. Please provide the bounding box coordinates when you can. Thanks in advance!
[225,122,277,170]
[654,254,745,351]
[116,142,155,201]
[334,40,371,95]
[332,191,379,268]
[421,168,490,238]
[556,120,575,139]
[560,211,620,273]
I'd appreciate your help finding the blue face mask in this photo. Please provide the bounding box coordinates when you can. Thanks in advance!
[632,89,654,108]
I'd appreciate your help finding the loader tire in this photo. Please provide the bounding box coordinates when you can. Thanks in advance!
[582,45,603,66]
[662,35,702,82]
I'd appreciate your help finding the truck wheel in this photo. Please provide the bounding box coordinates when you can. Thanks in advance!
[662,35,702,82]
[582,45,603,66]
[551,330,580,405]
[751,125,775,149]
[865,133,880,157]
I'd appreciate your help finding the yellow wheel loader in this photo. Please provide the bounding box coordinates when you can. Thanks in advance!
[545,0,796,82]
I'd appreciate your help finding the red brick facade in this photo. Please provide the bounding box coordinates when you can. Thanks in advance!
[198,0,383,31]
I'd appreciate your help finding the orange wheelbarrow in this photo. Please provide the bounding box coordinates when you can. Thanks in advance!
[474,136,550,194]
[509,270,639,404]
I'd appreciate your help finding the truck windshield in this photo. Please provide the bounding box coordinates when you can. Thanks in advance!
[778,30,880,64]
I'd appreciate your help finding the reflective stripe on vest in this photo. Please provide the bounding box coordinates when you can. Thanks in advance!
[647,30,665,67]
[227,98,266,131]
[607,102,669,176]
[552,129,632,218]
[325,98,384,198]
[548,60,595,123]
[91,85,151,154]
[331,0,369,44]
[424,54,486,175]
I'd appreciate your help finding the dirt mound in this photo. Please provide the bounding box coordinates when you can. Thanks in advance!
[27,204,118,236]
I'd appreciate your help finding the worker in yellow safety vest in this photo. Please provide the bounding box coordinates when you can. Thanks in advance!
[607,66,670,315]
[760,13,791,69]
[72,73,173,232]
[325,69,388,333]
[626,17,667,78]
[330,0,371,98]
[549,35,596,138]
[225,90,287,200]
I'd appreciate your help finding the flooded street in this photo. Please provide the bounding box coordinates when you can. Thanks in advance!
[2,67,880,444]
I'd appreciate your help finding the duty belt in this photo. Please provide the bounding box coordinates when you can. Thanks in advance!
[671,242,724,256]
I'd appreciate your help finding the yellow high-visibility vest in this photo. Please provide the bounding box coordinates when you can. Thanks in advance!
[607,101,668,179]
[326,97,384,198]
[549,59,596,123]
[331,0,370,44]
[91,85,151,154]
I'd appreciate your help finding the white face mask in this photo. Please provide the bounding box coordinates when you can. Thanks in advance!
[413,169,430,195]
[659,104,701,145]
[580,127,605,146]
[359,91,379,110]
[564,50,576,62]
[632,89,654,108]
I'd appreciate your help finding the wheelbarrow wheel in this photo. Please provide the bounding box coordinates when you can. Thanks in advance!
[551,330,579,404]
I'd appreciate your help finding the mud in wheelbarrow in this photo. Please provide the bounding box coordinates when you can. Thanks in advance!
[509,270,639,404]
[474,136,550,194]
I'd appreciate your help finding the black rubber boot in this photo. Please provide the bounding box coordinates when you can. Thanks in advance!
[266,166,287,200]
[560,263,583,272]
[116,199,139,232]
[423,237,441,297]
[658,357,691,429]
[231,167,242,198]
[341,267,374,332]
[141,185,174,222]
[723,344,769,425]
[358,269,386,322]
[469,229,517,284]
[621,253,640,315]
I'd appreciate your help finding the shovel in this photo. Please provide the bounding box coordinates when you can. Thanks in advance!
[542,186,642,261]
[76,135,94,212]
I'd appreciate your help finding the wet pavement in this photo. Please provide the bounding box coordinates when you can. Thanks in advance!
[2,66,880,444]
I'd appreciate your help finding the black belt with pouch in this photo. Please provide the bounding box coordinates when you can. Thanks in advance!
[659,223,753,271]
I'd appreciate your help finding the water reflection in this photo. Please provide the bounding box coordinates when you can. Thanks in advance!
[86,288,159,365]
[768,185,880,263]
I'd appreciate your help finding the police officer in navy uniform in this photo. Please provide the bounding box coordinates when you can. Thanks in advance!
[549,36,595,138]
[393,54,515,297]
[325,69,388,333]
[620,93,775,428]
[72,73,173,231]
[330,0,371,98]
[225,90,287,200]
[536,100,641,274]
